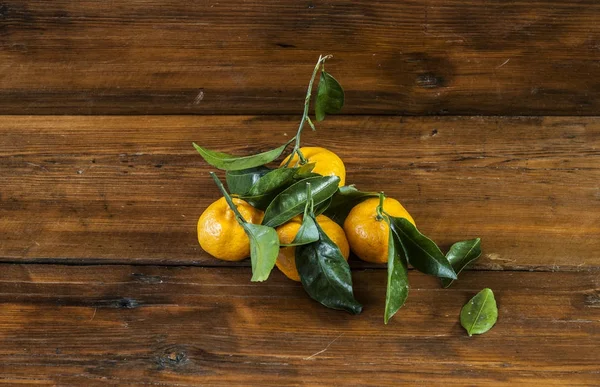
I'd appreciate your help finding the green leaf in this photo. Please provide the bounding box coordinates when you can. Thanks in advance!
[226,166,272,195]
[390,217,457,280]
[294,172,322,180]
[460,288,498,336]
[242,223,280,282]
[193,139,292,171]
[262,176,340,227]
[315,71,345,122]
[293,164,321,181]
[242,167,321,210]
[324,185,379,225]
[295,162,316,176]
[295,219,362,314]
[384,228,410,324]
[314,196,332,216]
[240,168,299,210]
[239,193,277,211]
[281,215,320,247]
[441,238,482,288]
[247,167,298,196]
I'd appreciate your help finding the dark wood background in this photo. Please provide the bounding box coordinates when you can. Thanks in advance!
[1,1,599,385]
[1,0,600,115]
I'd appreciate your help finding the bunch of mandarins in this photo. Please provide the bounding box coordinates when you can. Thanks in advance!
[199,147,414,276]
[194,56,481,323]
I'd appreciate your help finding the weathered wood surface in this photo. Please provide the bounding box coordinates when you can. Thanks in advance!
[2,115,599,269]
[1,1,600,115]
[0,264,597,386]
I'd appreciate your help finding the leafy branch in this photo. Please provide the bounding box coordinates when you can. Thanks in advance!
[287,54,333,165]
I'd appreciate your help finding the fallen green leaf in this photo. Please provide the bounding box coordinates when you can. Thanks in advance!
[460,288,498,336]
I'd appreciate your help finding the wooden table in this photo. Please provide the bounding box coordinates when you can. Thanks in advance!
[1,2,599,386]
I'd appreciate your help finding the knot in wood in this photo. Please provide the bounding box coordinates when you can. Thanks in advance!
[417,73,444,88]
[157,346,188,369]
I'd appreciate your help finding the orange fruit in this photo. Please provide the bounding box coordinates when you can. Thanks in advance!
[280,146,346,186]
[275,215,350,281]
[343,197,415,264]
[197,197,264,261]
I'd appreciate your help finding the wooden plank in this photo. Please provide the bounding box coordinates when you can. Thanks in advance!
[1,115,599,269]
[0,265,597,386]
[0,1,599,115]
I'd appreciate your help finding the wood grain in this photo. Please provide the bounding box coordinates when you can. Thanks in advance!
[0,264,597,386]
[1,115,599,269]
[1,1,600,115]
